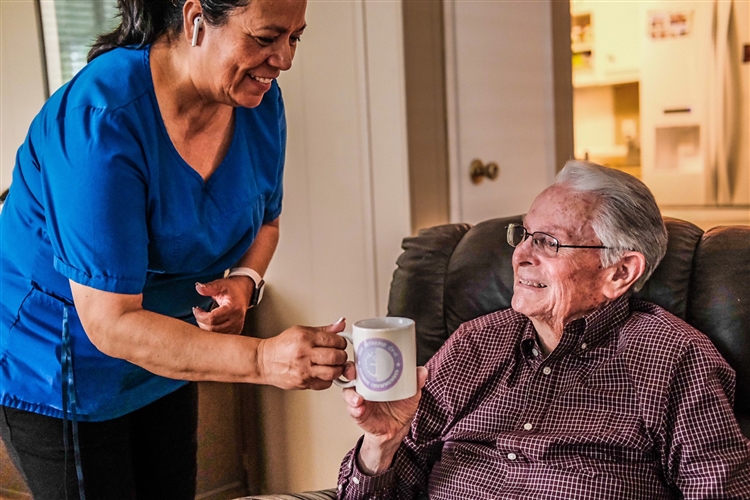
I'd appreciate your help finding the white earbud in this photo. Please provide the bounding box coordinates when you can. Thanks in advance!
[191,16,203,47]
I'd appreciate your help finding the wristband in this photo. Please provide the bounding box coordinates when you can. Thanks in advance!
[227,267,265,308]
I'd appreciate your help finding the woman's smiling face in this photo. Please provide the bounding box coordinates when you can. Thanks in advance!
[197,0,307,108]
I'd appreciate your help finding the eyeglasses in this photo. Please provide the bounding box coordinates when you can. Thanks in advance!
[506,223,612,257]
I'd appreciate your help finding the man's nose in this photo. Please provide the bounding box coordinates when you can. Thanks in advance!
[512,235,536,265]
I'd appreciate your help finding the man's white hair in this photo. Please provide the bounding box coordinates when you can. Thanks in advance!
[555,159,668,292]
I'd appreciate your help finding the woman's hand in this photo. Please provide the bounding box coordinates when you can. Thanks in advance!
[342,365,429,474]
[256,319,349,390]
[193,277,253,334]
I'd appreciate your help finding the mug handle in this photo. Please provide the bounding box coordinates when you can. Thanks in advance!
[333,332,356,388]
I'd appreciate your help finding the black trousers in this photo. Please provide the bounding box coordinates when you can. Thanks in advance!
[0,383,198,500]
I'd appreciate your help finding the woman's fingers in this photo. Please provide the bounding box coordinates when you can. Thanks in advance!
[195,281,223,298]
[192,277,253,333]
[326,317,346,332]
[193,305,226,326]
[310,346,348,366]
[192,304,244,334]
[312,326,348,349]
[309,363,345,382]
[307,378,335,391]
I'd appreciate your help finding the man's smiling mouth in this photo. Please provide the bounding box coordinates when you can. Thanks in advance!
[519,279,547,288]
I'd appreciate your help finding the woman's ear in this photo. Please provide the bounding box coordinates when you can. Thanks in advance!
[182,0,204,47]
[602,251,646,300]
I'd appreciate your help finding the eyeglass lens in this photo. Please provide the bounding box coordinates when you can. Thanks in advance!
[506,224,559,255]
[507,224,526,247]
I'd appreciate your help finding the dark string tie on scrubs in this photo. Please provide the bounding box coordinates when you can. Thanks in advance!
[61,306,86,500]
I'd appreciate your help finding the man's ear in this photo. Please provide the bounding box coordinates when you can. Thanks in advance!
[602,251,646,300]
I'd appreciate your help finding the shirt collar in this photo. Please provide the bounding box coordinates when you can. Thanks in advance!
[574,295,630,347]
[561,295,630,346]
[519,295,631,356]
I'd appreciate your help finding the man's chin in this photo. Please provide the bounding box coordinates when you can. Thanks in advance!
[512,293,549,320]
[510,296,527,316]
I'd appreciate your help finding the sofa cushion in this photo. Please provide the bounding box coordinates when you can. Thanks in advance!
[443,216,522,339]
[633,217,703,319]
[387,223,471,365]
[687,225,750,436]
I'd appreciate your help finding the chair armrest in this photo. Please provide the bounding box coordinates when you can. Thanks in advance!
[234,489,337,500]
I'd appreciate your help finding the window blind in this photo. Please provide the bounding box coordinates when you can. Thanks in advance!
[40,0,119,91]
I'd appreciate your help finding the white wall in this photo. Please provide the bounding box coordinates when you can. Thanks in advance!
[0,0,47,192]
[251,0,411,493]
[0,4,46,495]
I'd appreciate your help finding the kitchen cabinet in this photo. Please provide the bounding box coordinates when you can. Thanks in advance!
[571,0,643,87]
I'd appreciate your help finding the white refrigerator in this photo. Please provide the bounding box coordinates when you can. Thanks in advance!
[640,0,750,207]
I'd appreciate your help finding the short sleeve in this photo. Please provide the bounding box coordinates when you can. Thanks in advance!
[42,106,149,294]
[262,87,285,224]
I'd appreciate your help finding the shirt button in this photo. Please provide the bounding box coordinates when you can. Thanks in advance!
[507,452,517,460]
[581,342,588,350]
[352,477,360,485]
[542,366,552,375]
[523,423,533,431]
[531,348,540,357]
[338,484,343,491]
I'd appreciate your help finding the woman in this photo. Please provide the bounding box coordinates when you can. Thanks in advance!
[0,0,347,498]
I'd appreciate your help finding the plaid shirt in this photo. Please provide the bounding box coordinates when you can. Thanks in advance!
[337,297,750,499]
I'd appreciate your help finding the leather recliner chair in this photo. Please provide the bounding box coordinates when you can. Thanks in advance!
[244,216,750,500]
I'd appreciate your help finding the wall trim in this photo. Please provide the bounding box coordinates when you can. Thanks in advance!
[442,0,463,223]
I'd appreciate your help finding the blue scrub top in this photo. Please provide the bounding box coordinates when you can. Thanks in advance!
[0,46,286,421]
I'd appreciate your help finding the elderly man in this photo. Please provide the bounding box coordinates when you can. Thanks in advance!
[337,160,750,499]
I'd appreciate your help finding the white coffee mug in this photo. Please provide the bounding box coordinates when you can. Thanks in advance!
[334,317,417,402]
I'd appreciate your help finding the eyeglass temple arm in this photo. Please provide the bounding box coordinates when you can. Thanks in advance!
[557,244,610,249]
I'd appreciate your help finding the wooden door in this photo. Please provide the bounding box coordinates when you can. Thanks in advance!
[444,0,573,224]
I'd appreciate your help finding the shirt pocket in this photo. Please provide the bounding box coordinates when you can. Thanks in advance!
[2,287,66,409]
[545,399,652,443]
[540,408,657,471]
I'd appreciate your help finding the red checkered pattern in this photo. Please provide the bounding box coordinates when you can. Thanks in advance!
[338,297,750,499]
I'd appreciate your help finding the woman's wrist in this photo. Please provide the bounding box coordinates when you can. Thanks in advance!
[228,274,255,307]
[241,336,264,384]
[227,267,264,308]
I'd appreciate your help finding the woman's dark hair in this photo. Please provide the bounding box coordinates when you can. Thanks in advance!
[88,0,250,62]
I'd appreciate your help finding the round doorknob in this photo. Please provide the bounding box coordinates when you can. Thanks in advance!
[470,159,500,184]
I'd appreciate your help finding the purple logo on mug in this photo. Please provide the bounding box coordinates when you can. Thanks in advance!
[357,338,403,391]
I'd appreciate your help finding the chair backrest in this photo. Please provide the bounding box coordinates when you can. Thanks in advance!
[387,216,750,437]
